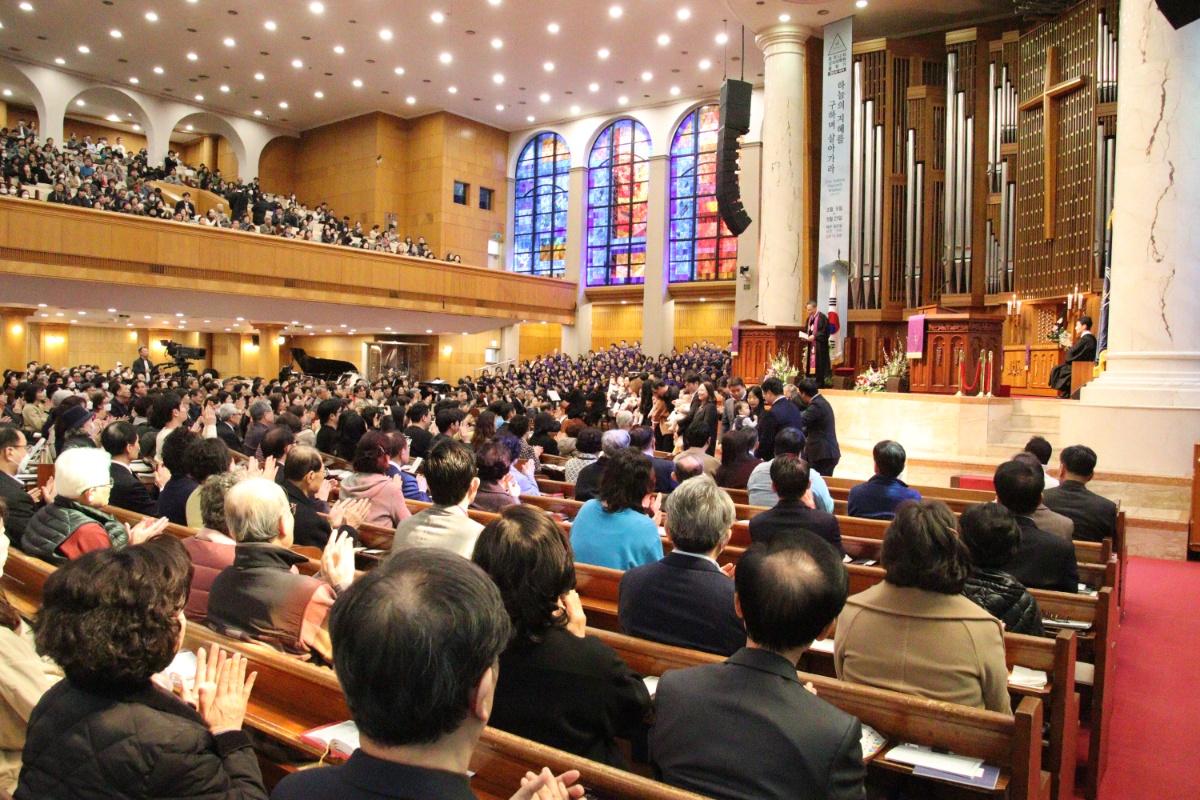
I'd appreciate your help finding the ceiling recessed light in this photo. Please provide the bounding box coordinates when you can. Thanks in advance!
[547,22,560,33]
[379,29,392,40]
[641,70,652,80]
[129,76,139,83]
[144,11,158,22]
[657,34,670,45]
[493,73,504,84]
[570,105,580,113]
[543,61,554,71]
[224,37,235,46]
[699,59,711,70]
[333,45,344,54]
[187,52,198,60]
[253,109,262,115]
[394,66,405,74]
[110,29,122,38]
[598,48,610,59]
[588,82,599,92]
[609,6,622,18]
[430,11,444,23]
[716,32,728,44]
[439,52,452,63]
[195,94,204,100]
[677,8,691,20]
[618,95,628,105]
[186,124,193,131]
[314,90,324,98]
[279,101,288,108]
[77,45,90,53]
[54,58,65,65]
[778,13,790,21]
[527,115,534,122]
[539,92,550,102]
[491,37,502,48]
[154,66,164,74]
[495,103,504,110]
[406,96,416,104]
[426,329,434,333]
[220,84,229,92]
[132,124,140,130]
[254,72,264,80]
[18,3,32,11]
[309,1,324,13]
[670,86,680,95]
[448,85,457,93]
[856,0,868,6]
[75,99,85,106]
[292,59,303,68]
[352,78,362,87]
[264,21,276,31]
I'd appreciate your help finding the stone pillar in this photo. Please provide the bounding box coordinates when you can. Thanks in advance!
[641,154,675,356]
[499,324,521,366]
[0,307,28,371]
[1061,0,1200,476]
[254,324,283,380]
[752,24,813,327]
[561,166,591,356]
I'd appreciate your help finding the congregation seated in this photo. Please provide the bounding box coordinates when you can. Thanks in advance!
[845,440,921,520]
[472,505,652,768]
[15,535,267,800]
[101,419,166,516]
[382,430,431,502]
[216,402,244,451]
[747,455,843,555]
[271,547,584,800]
[671,454,705,485]
[618,475,745,656]
[960,502,1045,637]
[23,448,165,563]
[575,429,627,503]
[207,478,357,664]
[834,499,1012,713]
[529,411,560,456]
[470,440,519,513]
[713,427,761,490]
[557,418,585,458]
[651,530,866,799]
[993,459,1080,593]
[1010,452,1075,540]
[570,448,664,570]
[563,426,602,484]
[389,439,483,559]
[672,421,721,476]
[1043,444,1119,544]
[339,431,412,528]
[629,425,677,495]
[181,471,244,623]
[283,445,369,548]
[313,398,343,456]
[497,435,540,497]
[746,427,833,512]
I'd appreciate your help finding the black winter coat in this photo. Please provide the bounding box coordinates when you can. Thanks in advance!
[963,568,1045,637]
[15,679,267,800]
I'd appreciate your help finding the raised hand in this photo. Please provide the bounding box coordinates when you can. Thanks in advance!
[558,590,587,638]
[154,463,171,489]
[127,516,170,544]
[510,768,585,800]
[320,529,356,589]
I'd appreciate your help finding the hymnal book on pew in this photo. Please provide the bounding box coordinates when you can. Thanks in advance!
[1042,616,1091,631]
[860,725,886,760]
[809,638,835,654]
[301,720,361,756]
[883,744,986,779]
[1008,665,1048,690]
[643,675,659,698]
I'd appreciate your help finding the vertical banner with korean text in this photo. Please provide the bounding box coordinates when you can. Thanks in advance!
[816,16,853,359]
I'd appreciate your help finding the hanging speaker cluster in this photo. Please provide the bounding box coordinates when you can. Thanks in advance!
[1155,0,1199,29]
[716,78,753,237]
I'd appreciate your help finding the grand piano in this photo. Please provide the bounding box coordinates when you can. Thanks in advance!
[289,347,358,380]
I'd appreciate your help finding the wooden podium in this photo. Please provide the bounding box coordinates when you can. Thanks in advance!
[907,307,1004,395]
[732,320,802,384]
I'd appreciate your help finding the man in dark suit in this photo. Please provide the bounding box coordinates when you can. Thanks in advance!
[798,378,841,476]
[1050,315,1098,397]
[748,455,843,555]
[101,421,167,516]
[109,382,132,420]
[800,300,832,386]
[619,475,744,656]
[174,191,196,218]
[215,404,243,451]
[130,346,156,381]
[994,460,1079,593]
[0,427,40,544]
[1043,444,1118,544]
[270,548,583,800]
[651,530,866,800]
[629,426,677,495]
[720,376,747,434]
[282,446,366,548]
[756,377,804,462]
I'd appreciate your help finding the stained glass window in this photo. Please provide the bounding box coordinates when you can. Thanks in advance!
[586,119,652,286]
[512,133,571,277]
[668,104,738,282]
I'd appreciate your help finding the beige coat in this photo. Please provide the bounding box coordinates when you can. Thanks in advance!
[0,622,61,793]
[834,581,1011,713]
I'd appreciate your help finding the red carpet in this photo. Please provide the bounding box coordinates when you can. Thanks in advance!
[1095,556,1200,799]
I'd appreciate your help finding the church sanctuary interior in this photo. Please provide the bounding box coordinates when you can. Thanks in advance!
[2,0,1200,798]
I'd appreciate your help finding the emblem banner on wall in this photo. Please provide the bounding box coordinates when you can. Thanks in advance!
[817,16,853,357]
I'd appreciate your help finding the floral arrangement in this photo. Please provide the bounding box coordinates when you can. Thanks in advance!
[883,339,910,380]
[1047,318,1072,349]
[764,351,799,384]
[854,366,887,393]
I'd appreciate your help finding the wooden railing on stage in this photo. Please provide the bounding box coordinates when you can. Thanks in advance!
[0,197,576,324]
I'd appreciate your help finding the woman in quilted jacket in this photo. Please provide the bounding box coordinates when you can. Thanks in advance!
[960,502,1045,637]
[14,535,267,800]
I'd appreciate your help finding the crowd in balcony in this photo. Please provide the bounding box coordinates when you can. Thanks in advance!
[0,120,466,262]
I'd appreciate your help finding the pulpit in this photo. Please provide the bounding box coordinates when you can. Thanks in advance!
[906,308,1004,395]
[732,320,802,384]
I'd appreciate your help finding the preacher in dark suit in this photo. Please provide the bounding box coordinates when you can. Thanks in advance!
[756,377,804,462]
[0,428,38,543]
[102,421,163,516]
[801,301,832,387]
[652,530,866,800]
[798,378,841,476]
[620,475,745,656]
[271,548,584,800]
[1049,316,1098,397]
[748,455,844,555]
[994,460,1079,593]
[1043,444,1118,544]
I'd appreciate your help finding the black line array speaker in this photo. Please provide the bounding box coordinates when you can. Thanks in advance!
[716,78,754,237]
[1156,0,1199,29]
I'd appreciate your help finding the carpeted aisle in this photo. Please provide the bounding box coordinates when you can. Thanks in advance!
[1096,556,1200,799]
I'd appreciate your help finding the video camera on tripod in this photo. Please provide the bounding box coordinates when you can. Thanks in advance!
[158,340,207,379]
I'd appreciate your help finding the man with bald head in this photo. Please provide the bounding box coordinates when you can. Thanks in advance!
[207,478,357,664]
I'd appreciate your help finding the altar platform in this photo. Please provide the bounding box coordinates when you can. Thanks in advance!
[821,389,1192,559]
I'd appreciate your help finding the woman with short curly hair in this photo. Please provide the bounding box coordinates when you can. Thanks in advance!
[15,535,266,799]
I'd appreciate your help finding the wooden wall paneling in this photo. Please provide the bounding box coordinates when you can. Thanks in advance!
[520,323,563,364]
[674,301,735,353]
[590,304,643,353]
[258,137,299,198]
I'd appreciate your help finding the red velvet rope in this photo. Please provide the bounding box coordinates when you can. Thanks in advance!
[959,356,982,393]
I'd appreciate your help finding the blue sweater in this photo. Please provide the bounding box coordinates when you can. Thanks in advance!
[846,475,922,520]
[570,499,664,571]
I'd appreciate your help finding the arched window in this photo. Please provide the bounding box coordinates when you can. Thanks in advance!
[586,119,652,286]
[512,133,570,277]
[668,104,738,282]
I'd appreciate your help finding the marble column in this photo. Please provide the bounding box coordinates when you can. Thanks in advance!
[752,24,813,327]
[499,324,521,366]
[0,307,28,372]
[641,154,674,356]
[254,324,283,380]
[1061,0,1200,476]
[561,166,591,356]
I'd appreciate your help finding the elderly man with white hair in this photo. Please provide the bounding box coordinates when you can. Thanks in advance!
[206,478,356,664]
[214,402,244,451]
[22,448,167,564]
[575,428,630,503]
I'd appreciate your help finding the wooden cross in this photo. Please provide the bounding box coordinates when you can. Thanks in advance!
[1019,46,1087,240]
